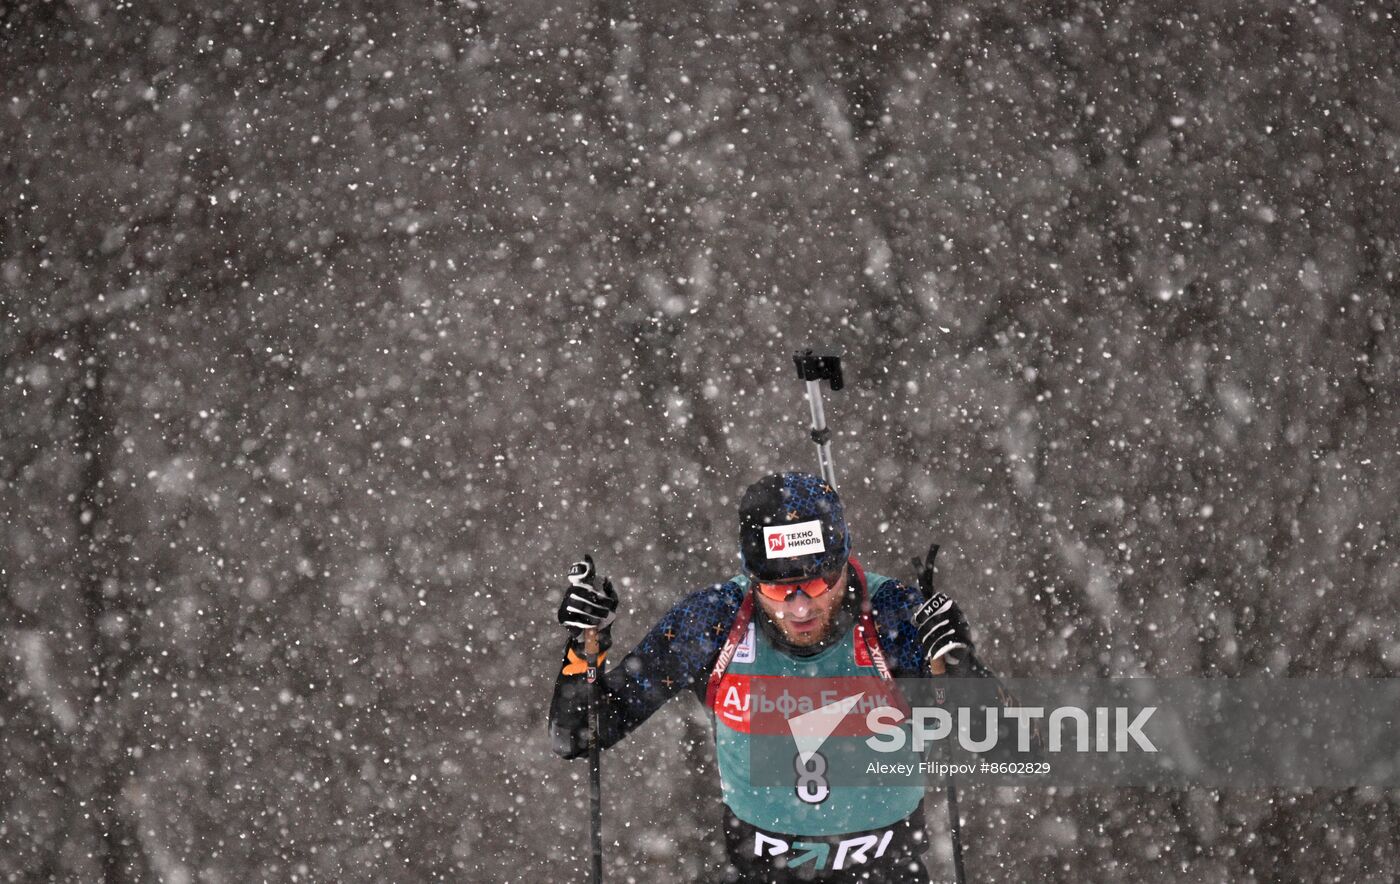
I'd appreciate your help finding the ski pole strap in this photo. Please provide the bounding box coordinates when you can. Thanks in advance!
[563,645,609,677]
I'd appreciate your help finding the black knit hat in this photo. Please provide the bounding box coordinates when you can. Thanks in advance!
[738,472,850,582]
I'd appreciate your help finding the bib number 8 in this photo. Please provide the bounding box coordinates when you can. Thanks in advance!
[794,752,830,805]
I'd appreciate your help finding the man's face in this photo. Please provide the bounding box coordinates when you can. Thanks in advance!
[753,567,849,648]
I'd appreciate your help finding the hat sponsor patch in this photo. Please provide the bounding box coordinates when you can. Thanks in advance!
[763,519,826,559]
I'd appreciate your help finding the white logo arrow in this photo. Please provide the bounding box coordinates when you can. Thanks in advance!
[787,692,864,764]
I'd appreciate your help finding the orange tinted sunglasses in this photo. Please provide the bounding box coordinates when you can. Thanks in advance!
[754,568,843,602]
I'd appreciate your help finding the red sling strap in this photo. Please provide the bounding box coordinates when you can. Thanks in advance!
[849,556,894,683]
[704,592,754,710]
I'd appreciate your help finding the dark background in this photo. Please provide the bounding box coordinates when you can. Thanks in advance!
[2,0,1397,881]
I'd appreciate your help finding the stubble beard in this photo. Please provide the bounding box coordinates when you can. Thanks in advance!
[773,598,843,647]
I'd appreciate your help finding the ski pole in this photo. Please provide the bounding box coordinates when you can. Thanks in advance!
[792,350,843,489]
[568,556,606,884]
[944,765,966,884]
[914,544,968,884]
[585,626,603,884]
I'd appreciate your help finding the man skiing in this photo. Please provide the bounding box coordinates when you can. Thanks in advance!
[550,471,1023,882]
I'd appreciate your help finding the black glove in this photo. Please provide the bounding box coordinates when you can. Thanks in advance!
[913,591,972,668]
[912,545,973,669]
[556,554,618,650]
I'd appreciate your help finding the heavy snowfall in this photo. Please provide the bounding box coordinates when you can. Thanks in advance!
[1,1,1397,881]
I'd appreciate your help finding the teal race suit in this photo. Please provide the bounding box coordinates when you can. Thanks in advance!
[550,558,1019,882]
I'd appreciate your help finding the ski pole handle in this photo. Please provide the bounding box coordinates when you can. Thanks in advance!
[926,637,947,676]
[566,555,608,685]
[928,650,947,675]
[583,628,601,683]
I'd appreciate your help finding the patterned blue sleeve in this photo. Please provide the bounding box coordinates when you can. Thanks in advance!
[867,577,930,677]
[549,580,744,759]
